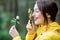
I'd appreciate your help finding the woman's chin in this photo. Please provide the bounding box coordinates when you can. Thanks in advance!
[35,21,40,25]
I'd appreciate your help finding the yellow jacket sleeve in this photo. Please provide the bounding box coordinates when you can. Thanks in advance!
[26,33,36,40]
[12,36,21,40]
[40,29,60,40]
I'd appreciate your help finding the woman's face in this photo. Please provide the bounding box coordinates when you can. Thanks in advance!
[32,3,44,25]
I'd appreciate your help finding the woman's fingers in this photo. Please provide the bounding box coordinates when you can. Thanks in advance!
[9,25,19,38]
[27,20,34,29]
[26,20,34,34]
[26,24,32,30]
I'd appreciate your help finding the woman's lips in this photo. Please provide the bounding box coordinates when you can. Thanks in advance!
[34,17,38,21]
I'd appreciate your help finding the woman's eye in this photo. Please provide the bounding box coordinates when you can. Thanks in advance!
[35,10,39,13]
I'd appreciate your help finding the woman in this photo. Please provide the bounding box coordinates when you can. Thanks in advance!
[9,0,60,40]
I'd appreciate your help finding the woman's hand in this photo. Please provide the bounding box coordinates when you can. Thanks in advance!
[26,20,34,34]
[9,25,19,38]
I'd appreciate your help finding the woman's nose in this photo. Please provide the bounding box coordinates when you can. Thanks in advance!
[32,12,35,17]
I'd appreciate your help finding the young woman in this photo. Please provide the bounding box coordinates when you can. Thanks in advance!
[9,0,60,40]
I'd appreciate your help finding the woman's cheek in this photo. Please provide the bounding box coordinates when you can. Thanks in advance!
[34,16,44,25]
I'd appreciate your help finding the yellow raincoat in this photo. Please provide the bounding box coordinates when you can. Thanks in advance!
[12,22,60,40]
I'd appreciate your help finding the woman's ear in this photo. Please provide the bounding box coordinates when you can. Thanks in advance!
[46,13,51,19]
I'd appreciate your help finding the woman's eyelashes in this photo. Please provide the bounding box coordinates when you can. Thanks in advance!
[34,10,39,13]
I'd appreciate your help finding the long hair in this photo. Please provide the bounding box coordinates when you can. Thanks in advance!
[37,0,58,24]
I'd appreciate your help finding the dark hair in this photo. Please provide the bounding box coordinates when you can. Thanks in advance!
[37,0,58,24]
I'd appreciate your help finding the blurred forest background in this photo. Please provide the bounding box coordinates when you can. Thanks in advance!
[0,0,60,40]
